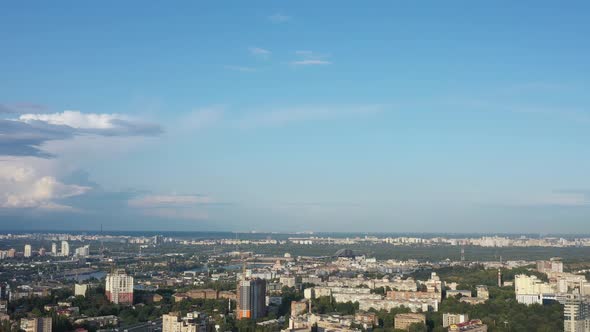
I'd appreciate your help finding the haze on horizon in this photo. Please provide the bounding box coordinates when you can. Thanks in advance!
[1,1,589,233]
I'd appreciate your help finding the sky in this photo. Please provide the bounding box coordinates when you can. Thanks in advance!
[1,1,589,233]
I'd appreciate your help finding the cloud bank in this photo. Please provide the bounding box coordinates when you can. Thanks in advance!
[0,110,162,158]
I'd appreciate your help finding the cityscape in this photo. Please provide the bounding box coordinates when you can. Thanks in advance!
[2,1,590,331]
[2,231,590,331]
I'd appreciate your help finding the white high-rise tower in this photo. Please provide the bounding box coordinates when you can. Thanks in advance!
[61,241,70,257]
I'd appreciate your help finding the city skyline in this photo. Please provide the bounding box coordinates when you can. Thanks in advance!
[1,1,590,233]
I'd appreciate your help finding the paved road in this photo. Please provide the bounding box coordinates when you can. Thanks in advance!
[104,318,162,332]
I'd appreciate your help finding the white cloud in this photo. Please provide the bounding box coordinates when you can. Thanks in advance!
[0,165,90,210]
[249,47,271,59]
[291,59,332,66]
[128,194,214,208]
[268,13,290,23]
[290,50,332,66]
[19,111,119,129]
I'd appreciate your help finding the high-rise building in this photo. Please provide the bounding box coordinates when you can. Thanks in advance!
[237,278,267,319]
[7,248,16,258]
[564,293,590,332]
[38,248,46,256]
[20,317,52,332]
[61,241,70,257]
[24,244,32,258]
[75,245,90,257]
[51,243,57,256]
[105,269,134,305]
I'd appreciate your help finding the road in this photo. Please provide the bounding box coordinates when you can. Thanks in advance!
[103,318,162,332]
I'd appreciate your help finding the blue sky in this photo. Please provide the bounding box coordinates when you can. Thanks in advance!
[1,1,589,233]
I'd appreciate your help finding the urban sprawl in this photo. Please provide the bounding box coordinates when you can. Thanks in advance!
[1,232,590,332]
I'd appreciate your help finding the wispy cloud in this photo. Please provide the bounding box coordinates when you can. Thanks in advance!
[291,59,332,66]
[224,65,257,72]
[128,194,218,221]
[128,194,214,208]
[0,110,162,158]
[291,50,332,66]
[268,13,290,23]
[0,103,47,114]
[249,47,271,59]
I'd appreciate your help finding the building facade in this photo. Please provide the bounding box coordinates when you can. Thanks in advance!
[237,278,267,319]
[61,241,70,257]
[443,313,469,327]
[20,317,52,332]
[564,294,590,332]
[394,313,425,331]
[105,269,134,305]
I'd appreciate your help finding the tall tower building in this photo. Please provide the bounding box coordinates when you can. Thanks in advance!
[237,278,267,319]
[564,293,590,332]
[24,244,32,258]
[105,269,134,305]
[61,241,70,257]
[51,243,57,256]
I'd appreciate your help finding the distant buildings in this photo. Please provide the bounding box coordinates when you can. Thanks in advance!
[20,317,52,332]
[237,278,267,319]
[51,243,57,256]
[24,244,32,258]
[394,313,425,331]
[105,269,134,305]
[537,258,564,274]
[61,241,70,257]
[75,245,90,257]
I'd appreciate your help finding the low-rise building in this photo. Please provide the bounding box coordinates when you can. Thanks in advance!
[448,319,488,332]
[443,313,469,327]
[394,313,425,331]
[20,317,52,332]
